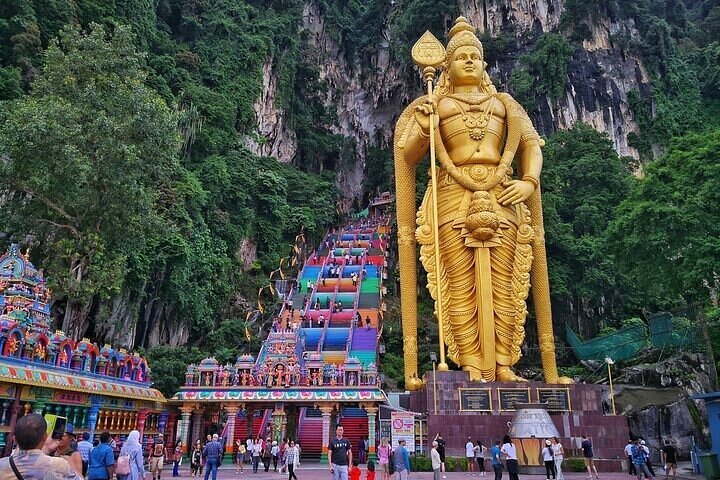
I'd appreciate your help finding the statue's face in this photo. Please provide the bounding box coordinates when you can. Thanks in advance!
[448,45,483,86]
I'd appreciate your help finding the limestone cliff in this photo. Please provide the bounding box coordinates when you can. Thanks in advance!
[253,0,652,204]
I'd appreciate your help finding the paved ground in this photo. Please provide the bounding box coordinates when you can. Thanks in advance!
[165,462,703,480]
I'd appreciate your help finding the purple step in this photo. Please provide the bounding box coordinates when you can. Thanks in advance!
[350,327,377,350]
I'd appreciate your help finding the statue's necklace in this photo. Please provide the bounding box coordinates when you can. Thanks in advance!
[449,95,496,141]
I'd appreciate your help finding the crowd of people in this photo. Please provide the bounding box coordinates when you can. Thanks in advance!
[230,436,301,479]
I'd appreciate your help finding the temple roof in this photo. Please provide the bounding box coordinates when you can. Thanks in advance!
[0,358,165,402]
[171,387,385,403]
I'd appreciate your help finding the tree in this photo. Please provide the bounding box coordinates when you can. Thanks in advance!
[0,23,180,338]
[608,129,720,307]
[541,124,635,334]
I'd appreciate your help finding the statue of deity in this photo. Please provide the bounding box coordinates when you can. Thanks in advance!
[395,17,570,385]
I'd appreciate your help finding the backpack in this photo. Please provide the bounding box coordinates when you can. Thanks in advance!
[116,452,131,476]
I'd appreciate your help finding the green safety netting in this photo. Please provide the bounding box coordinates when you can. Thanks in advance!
[566,324,648,361]
[352,208,369,218]
[648,311,702,349]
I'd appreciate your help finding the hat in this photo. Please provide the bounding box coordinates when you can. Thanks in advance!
[641,440,646,445]
[399,439,406,444]
[272,441,277,446]
[212,434,219,440]
[545,440,552,446]
[432,441,438,447]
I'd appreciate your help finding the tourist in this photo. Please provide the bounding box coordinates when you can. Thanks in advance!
[350,459,362,480]
[466,437,476,475]
[377,437,391,480]
[202,434,223,480]
[490,440,503,480]
[251,437,262,473]
[191,443,203,477]
[149,435,165,480]
[661,439,678,480]
[285,440,300,480]
[76,431,93,476]
[501,435,518,480]
[475,440,487,476]
[367,460,376,480]
[392,439,410,480]
[0,413,82,479]
[434,433,446,479]
[625,440,636,476]
[172,443,182,477]
[641,440,655,477]
[581,435,599,480]
[245,437,253,465]
[57,424,83,477]
[88,432,116,480]
[236,439,246,474]
[551,437,564,480]
[262,437,272,472]
[631,439,653,480]
[365,316,371,331]
[431,441,442,480]
[328,425,352,480]
[118,430,146,480]
[272,441,280,472]
[542,440,556,480]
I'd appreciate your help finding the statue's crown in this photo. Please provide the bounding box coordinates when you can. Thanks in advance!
[445,16,484,67]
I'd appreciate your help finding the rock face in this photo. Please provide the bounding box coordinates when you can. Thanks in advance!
[613,353,714,461]
[252,0,654,205]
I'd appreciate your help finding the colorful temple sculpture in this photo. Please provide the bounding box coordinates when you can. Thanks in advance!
[0,245,166,455]
[172,218,390,462]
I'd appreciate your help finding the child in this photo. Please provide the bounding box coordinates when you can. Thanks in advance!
[350,459,362,480]
[367,460,376,480]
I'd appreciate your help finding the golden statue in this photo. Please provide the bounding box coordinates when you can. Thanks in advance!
[395,17,570,387]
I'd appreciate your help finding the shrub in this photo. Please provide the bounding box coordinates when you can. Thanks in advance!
[564,458,586,472]
[410,456,432,471]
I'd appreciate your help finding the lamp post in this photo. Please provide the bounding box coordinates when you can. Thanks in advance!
[605,356,616,415]
[430,352,438,415]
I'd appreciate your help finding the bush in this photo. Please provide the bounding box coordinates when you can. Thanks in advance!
[564,458,586,472]
[445,457,468,472]
[410,456,432,472]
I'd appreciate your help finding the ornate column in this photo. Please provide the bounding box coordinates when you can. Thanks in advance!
[363,404,378,462]
[87,403,101,438]
[319,405,333,465]
[137,410,149,437]
[271,403,286,443]
[191,409,203,445]
[166,412,178,451]
[178,406,193,454]
[223,405,239,454]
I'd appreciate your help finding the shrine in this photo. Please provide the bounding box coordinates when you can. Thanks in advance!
[0,245,166,455]
[170,218,390,462]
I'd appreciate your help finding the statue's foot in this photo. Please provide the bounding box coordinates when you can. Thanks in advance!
[554,376,574,384]
[496,366,528,382]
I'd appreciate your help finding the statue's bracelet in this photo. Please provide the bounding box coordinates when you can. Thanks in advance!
[522,175,540,189]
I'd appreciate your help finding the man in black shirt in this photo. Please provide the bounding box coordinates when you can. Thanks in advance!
[328,425,352,480]
[661,440,678,480]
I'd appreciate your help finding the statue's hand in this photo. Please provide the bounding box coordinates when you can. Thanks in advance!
[413,98,439,135]
[497,179,536,206]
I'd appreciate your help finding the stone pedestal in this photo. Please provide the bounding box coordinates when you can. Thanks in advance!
[411,371,629,472]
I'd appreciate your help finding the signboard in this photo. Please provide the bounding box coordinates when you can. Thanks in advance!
[459,388,492,412]
[391,411,416,452]
[498,388,531,411]
[0,383,16,399]
[379,419,391,442]
[537,388,572,411]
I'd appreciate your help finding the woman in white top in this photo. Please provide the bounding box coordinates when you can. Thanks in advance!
[475,441,487,476]
[466,437,476,474]
[542,440,556,479]
[501,435,519,480]
[551,437,564,480]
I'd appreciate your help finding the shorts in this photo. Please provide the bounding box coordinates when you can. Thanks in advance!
[439,452,446,463]
[150,456,165,471]
[584,457,595,467]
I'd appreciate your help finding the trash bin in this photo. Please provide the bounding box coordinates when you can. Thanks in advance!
[700,453,720,479]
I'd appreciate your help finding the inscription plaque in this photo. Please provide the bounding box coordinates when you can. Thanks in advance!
[537,388,571,411]
[498,388,531,411]
[458,388,492,412]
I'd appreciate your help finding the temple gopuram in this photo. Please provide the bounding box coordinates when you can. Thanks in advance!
[0,245,166,455]
[171,218,390,462]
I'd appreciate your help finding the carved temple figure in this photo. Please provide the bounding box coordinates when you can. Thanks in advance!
[395,17,570,386]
